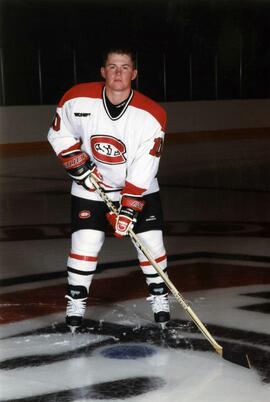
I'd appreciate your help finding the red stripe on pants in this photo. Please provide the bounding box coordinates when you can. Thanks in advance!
[69,252,97,262]
[139,254,166,267]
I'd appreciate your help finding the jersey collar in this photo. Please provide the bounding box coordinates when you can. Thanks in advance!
[102,86,134,120]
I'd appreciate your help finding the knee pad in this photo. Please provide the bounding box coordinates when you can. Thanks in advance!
[71,229,105,256]
[135,230,166,261]
[67,229,105,291]
[135,230,167,286]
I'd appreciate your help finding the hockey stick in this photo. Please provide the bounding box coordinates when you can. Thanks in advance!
[89,175,251,369]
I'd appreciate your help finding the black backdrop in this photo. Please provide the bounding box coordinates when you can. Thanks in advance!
[0,0,270,105]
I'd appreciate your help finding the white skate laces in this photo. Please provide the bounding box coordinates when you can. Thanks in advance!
[147,293,170,314]
[65,295,87,317]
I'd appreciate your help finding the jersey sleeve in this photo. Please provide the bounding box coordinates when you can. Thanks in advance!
[47,97,80,156]
[124,120,166,196]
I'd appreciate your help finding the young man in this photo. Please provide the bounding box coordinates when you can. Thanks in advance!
[48,47,170,332]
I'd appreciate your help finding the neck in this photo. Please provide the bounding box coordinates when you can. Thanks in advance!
[105,87,132,105]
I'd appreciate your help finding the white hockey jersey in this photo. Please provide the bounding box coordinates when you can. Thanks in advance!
[48,82,167,202]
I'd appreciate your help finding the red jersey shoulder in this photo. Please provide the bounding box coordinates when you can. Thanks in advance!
[131,90,167,131]
[58,82,104,107]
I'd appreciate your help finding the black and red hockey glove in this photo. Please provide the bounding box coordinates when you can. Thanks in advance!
[58,148,102,190]
[107,195,145,238]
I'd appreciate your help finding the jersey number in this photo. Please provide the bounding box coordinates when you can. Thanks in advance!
[149,137,163,157]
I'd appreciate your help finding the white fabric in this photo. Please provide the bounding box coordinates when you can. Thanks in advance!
[134,230,167,286]
[135,230,166,261]
[67,271,93,290]
[67,229,105,290]
[48,82,166,201]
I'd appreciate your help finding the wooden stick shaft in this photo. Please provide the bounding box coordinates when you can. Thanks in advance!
[90,176,223,355]
[129,229,222,354]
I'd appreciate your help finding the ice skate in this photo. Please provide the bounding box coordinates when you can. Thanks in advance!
[147,283,170,327]
[65,285,88,334]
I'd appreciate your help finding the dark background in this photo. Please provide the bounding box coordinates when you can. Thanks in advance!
[0,0,270,105]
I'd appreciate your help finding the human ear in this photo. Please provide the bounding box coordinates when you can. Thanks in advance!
[131,69,138,81]
[100,67,106,79]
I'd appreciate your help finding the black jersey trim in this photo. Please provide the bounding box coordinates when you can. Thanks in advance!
[102,87,134,120]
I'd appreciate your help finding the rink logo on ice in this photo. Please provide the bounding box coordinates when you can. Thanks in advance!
[91,135,127,165]
[79,210,91,219]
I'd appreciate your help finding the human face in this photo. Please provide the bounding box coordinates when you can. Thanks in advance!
[101,53,137,95]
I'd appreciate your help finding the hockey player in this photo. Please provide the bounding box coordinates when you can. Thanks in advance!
[48,46,170,332]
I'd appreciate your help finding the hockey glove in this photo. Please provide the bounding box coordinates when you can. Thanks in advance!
[59,148,102,190]
[107,196,145,238]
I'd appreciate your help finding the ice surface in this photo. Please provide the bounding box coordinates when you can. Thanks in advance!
[0,340,269,402]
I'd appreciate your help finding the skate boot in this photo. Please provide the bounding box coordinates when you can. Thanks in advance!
[147,283,170,326]
[65,285,88,334]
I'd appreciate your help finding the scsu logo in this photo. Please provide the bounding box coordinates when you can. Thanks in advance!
[79,210,91,219]
[90,135,126,164]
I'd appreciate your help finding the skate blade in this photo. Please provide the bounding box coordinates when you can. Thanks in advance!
[68,325,80,335]
[158,322,169,330]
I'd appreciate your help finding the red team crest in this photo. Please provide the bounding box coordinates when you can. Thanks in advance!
[91,135,126,164]
[79,210,91,219]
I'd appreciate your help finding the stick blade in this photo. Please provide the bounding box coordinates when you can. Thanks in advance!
[222,347,251,369]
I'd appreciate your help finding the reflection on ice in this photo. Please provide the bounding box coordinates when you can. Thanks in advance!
[0,326,269,402]
[0,333,111,360]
